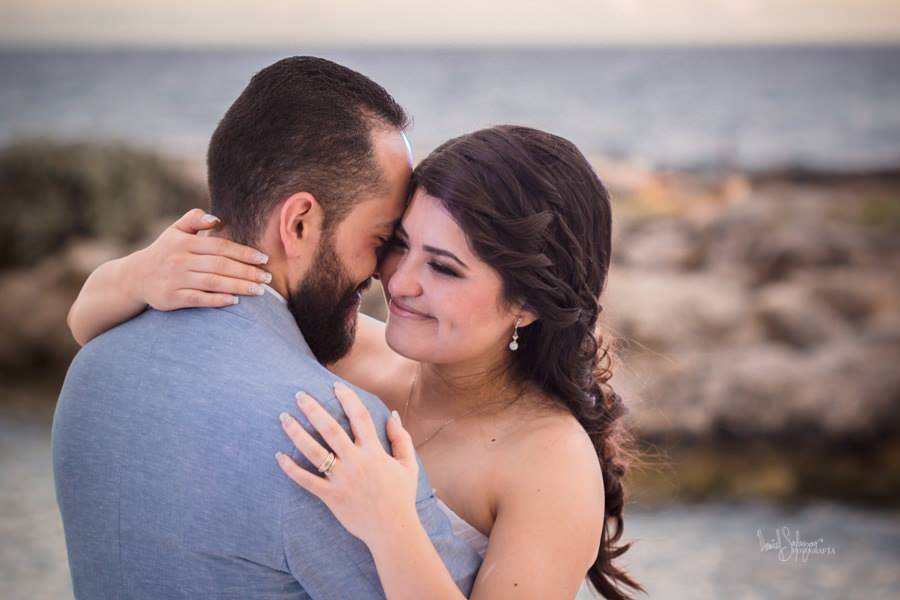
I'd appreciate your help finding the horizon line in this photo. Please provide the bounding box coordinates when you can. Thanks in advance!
[2,39,900,52]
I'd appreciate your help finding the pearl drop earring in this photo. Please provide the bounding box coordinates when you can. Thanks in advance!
[509,317,522,351]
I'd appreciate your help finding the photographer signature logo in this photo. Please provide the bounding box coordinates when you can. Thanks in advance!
[757,526,837,562]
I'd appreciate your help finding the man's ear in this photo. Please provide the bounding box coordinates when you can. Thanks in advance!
[278,191,324,258]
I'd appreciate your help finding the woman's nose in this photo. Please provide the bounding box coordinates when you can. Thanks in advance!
[386,254,423,299]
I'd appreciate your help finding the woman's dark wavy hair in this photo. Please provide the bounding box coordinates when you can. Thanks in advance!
[413,125,644,599]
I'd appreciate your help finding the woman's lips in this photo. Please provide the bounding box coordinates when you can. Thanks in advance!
[389,299,432,320]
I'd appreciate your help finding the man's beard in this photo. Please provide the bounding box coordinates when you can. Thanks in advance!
[287,236,369,365]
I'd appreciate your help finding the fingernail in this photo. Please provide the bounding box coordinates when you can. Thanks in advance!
[279,412,291,424]
[232,296,240,305]
[333,381,348,391]
[391,410,401,423]
[256,252,269,265]
[249,284,265,296]
[275,451,285,460]
[295,392,309,407]
[201,214,221,224]
[258,272,273,283]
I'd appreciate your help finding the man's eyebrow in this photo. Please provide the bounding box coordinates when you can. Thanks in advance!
[395,224,469,270]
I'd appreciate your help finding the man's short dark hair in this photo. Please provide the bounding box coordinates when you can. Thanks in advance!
[207,56,409,245]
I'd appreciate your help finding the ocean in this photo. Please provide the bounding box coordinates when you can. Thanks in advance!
[3,400,899,600]
[1,45,899,171]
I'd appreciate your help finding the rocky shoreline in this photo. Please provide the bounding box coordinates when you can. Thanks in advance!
[2,140,898,506]
[598,159,900,506]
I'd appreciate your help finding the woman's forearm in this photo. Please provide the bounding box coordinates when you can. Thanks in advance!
[367,509,467,600]
[67,250,147,346]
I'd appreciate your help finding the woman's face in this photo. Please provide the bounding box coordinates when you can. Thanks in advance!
[380,189,522,367]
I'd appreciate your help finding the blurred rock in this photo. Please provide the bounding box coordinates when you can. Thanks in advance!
[628,337,900,442]
[617,219,707,270]
[604,267,751,352]
[754,281,853,349]
[796,268,900,327]
[742,222,868,284]
[0,239,125,370]
[0,139,206,270]
[797,336,900,438]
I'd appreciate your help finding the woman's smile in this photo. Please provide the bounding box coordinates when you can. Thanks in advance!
[389,298,433,321]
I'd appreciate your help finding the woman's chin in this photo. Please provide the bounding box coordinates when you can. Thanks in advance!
[385,322,432,362]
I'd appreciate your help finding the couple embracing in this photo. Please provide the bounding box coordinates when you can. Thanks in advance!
[53,56,642,599]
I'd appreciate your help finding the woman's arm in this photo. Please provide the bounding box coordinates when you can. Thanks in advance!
[276,386,605,599]
[67,209,271,346]
[470,419,605,598]
[67,251,150,346]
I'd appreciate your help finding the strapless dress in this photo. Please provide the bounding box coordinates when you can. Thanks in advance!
[434,495,595,599]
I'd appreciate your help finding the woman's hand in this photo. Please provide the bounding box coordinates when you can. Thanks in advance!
[276,382,420,546]
[130,208,273,310]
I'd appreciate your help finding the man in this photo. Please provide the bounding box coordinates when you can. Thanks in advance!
[52,56,482,599]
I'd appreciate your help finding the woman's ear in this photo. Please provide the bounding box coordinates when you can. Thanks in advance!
[515,302,539,328]
[279,192,324,259]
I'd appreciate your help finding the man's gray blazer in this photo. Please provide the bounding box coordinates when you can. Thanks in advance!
[52,288,482,599]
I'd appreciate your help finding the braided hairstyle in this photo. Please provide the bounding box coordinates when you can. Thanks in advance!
[414,125,643,599]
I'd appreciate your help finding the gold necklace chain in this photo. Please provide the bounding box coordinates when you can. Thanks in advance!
[402,368,515,449]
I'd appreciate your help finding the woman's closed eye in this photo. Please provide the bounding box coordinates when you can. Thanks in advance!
[428,261,460,278]
[389,237,461,278]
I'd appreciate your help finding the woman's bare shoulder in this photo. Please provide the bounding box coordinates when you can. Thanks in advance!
[486,394,606,576]
[496,395,604,502]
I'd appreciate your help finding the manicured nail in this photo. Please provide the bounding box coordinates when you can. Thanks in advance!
[255,252,269,265]
[334,381,348,391]
[279,412,291,424]
[258,272,273,283]
[232,296,240,305]
[201,214,221,224]
[391,410,401,423]
[295,392,309,407]
[275,451,285,460]
[248,284,265,296]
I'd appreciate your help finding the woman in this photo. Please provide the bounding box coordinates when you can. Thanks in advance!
[68,125,643,599]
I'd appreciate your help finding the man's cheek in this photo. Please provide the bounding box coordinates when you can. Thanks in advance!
[376,251,401,286]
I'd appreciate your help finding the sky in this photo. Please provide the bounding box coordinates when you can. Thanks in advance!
[1,0,899,47]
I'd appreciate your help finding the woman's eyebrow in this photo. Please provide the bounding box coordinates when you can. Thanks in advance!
[423,245,469,270]
[395,224,469,270]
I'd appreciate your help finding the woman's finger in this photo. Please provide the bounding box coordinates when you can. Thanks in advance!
[332,382,378,447]
[187,254,272,285]
[386,410,417,470]
[279,412,334,472]
[191,235,269,266]
[295,392,356,458]
[275,451,330,498]
[172,208,221,235]
[183,271,267,298]
[173,290,239,308]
